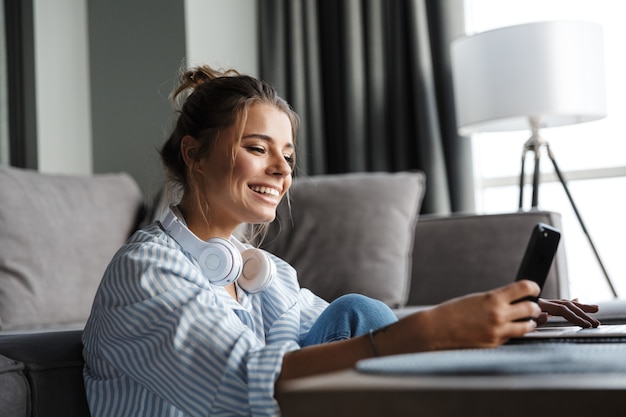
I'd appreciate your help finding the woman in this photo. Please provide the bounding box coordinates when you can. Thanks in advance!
[82,65,600,417]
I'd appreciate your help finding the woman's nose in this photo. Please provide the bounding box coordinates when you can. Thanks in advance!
[269,153,292,176]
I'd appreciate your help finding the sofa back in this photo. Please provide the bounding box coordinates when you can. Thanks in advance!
[408,210,568,305]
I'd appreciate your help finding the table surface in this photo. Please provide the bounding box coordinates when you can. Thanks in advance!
[277,366,626,417]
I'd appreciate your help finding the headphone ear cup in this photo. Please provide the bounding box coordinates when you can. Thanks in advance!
[238,248,276,293]
[160,206,246,287]
[196,238,243,286]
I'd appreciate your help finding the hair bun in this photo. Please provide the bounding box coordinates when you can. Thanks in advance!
[171,65,241,106]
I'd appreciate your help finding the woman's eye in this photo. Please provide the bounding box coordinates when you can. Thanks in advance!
[284,155,295,166]
[248,146,265,154]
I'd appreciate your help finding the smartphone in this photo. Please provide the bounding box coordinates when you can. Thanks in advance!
[513,223,561,303]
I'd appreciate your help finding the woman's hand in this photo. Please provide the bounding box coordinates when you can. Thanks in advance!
[536,298,600,328]
[415,280,542,351]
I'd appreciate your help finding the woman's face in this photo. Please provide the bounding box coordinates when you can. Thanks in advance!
[197,103,294,234]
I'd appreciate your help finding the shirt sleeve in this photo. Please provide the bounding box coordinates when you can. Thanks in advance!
[82,226,305,417]
[264,252,329,345]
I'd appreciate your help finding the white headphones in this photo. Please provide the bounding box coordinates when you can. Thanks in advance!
[159,205,275,293]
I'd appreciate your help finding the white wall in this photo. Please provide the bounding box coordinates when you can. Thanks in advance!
[33,0,92,174]
[184,0,258,76]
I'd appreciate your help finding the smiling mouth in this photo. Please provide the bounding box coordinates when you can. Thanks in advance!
[249,185,280,197]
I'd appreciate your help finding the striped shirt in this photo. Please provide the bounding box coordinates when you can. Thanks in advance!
[82,222,329,417]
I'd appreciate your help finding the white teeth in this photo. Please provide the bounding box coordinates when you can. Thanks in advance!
[250,186,279,196]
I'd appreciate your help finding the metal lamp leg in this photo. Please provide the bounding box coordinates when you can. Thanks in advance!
[519,127,544,210]
[545,144,619,299]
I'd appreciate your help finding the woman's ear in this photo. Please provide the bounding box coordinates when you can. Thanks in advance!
[181,135,201,168]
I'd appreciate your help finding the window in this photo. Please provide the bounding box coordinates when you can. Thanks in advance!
[464,0,626,301]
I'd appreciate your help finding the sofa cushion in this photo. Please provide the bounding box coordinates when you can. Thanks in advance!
[0,166,144,330]
[260,171,426,308]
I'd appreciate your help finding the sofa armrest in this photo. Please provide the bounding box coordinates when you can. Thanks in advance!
[407,211,569,306]
[0,330,89,417]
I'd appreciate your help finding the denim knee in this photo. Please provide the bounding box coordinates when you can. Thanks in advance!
[330,293,398,332]
[301,293,398,346]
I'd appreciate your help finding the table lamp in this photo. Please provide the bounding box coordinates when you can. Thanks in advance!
[450,21,618,298]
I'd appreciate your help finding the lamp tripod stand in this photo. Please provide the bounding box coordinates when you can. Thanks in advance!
[519,118,619,298]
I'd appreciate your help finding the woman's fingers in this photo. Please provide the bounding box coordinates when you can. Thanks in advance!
[490,280,542,321]
[507,317,538,337]
[538,298,601,328]
[497,280,541,303]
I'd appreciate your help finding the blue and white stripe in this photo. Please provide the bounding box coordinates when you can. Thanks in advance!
[82,223,328,417]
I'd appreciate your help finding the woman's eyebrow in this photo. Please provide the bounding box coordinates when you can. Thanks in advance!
[242,134,294,150]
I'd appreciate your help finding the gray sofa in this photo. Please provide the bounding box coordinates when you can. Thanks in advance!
[0,166,568,417]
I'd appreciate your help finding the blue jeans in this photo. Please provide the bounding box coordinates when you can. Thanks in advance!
[301,293,398,346]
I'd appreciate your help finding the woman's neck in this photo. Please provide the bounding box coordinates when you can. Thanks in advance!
[176,201,235,241]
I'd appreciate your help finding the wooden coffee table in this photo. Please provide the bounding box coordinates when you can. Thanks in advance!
[277,368,626,417]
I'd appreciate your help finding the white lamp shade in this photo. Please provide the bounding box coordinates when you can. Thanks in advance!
[451,21,607,136]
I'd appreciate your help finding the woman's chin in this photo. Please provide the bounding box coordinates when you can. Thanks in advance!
[246,212,276,225]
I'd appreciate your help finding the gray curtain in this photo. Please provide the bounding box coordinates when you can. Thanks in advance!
[258,0,474,214]
[3,0,38,169]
